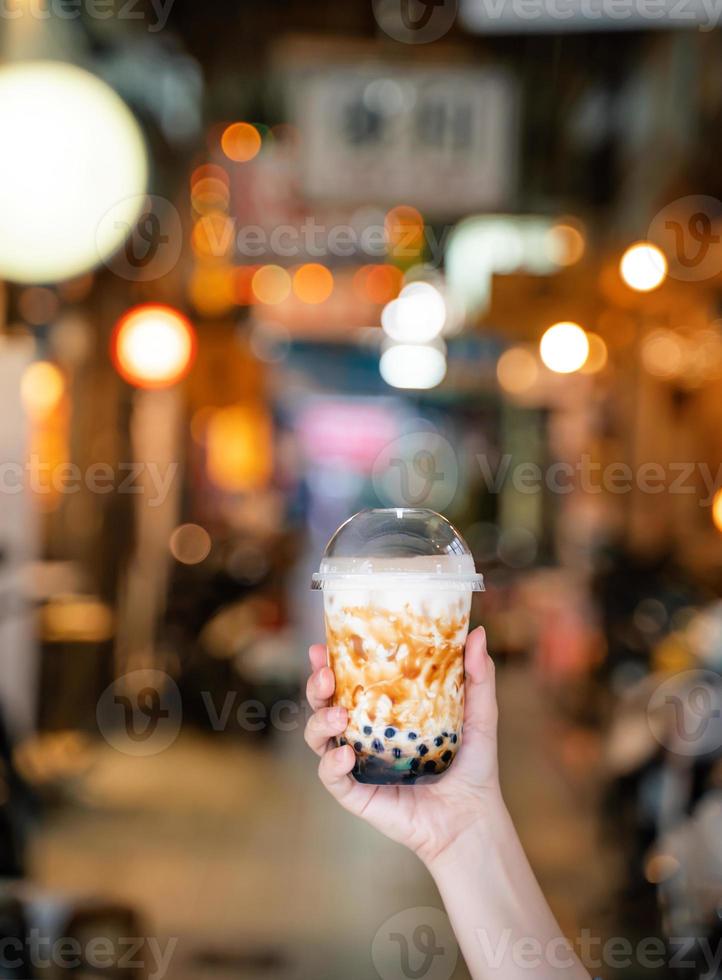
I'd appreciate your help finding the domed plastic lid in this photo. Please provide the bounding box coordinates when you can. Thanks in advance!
[311,508,484,591]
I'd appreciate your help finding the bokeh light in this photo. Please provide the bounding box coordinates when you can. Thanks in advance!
[497,346,539,394]
[0,61,147,284]
[252,265,291,305]
[353,264,403,305]
[21,362,66,419]
[381,282,446,343]
[546,221,585,266]
[188,266,236,317]
[385,205,425,260]
[191,213,235,259]
[112,305,196,389]
[620,242,667,292]
[580,332,609,374]
[169,524,212,565]
[641,329,685,379]
[221,122,262,163]
[379,343,447,389]
[712,488,722,533]
[292,264,334,304]
[18,287,60,326]
[540,322,589,374]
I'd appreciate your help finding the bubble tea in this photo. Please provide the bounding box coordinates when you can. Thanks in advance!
[312,509,484,784]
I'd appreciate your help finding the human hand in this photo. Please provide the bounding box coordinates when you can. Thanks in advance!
[303,627,501,866]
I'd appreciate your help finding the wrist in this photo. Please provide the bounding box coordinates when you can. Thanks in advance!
[416,784,510,873]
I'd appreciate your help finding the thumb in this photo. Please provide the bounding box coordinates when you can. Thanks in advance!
[462,626,498,745]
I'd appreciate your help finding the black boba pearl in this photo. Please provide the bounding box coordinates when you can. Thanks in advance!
[384,727,396,738]
[363,726,372,735]
[451,734,458,744]
[434,736,444,747]
[418,744,428,756]
[441,750,453,763]
[354,741,363,752]
[339,737,347,746]
[372,739,383,753]
[392,747,402,759]
[408,732,417,740]
[410,758,420,772]
[442,731,449,737]
[423,761,436,774]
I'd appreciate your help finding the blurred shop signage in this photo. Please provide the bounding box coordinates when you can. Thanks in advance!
[281,52,516,216]
[460,0,719,31]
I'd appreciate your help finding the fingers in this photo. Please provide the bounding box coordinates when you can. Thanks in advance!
[304,705,347,757]
[463,626,498,737]
[308,643,327,672]
[318,743,360,807]
[306,662,335,712]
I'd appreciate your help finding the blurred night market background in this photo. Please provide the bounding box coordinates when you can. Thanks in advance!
[3,1,722,978]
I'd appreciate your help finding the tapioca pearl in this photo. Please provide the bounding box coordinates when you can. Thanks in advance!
[408,732,417,741]
[418,744,428,757]
[442,731,449,738]
[363,726,372,735]
[384,727,396,739]
[451,734,458,744]
[339,737,347,746]
[423,760,437,774]
[434,736,444,747]
[372,739,383,753]
[392,747,402,759]
[354,741,363,752]
[441,750,453,763]
[410,758,420,772]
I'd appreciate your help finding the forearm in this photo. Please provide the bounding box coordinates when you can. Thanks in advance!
[423,791,590,980]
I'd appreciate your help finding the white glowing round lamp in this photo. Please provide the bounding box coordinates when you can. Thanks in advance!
[112,305,196,389]
[0,61,148,284]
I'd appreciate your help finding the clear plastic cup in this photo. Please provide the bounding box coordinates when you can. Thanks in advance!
[312,508,484,784]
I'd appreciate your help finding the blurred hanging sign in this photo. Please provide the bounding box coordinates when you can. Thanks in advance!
[281,51,517,217]
[460,0,718,31]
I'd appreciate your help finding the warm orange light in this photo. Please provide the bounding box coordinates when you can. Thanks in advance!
[188,266,236,317]
[21,361,66,418]
[580,332,608,374]
[713,489,722,533]
[353,264,403,305]
[235,265,261,305]
[169,523,211,565]
[251,265,291,305]
[190,178,230,213]
[190,164,229,188]
[221,122,262,163]
[385,205,425,259]
[496,346,538,395]
[205,404,273,492]
[191,213,234,259]
[620,242,667,292]
[112,305,196,389]
[292,263,334,304]
[546,222,585,266]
